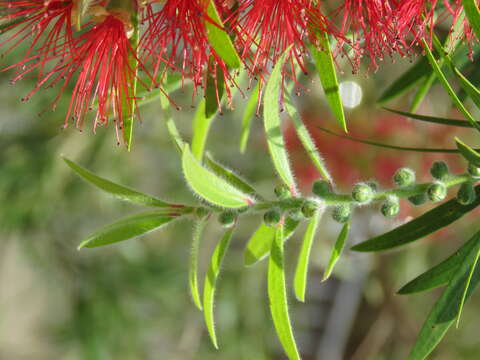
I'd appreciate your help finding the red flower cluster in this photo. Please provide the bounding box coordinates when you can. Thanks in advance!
[0,0,476,143]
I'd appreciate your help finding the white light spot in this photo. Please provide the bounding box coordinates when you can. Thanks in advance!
[339,81,363,108]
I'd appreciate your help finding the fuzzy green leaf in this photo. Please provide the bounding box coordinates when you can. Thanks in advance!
[204,154,262,200]
[398,236,479,295]
[205,0,241,68]
[244,218,300,266]
[323,222,350,281]
[264,49,297,193]
[190,218,208,310]
[78,212,177,249]
[203,226,235,349]
[240,82,261,153]
[294,211,321,302]
[192,99,215,161]
[352,187,480,252]
[64,158,177,207]
[310,33,347,132]
[456,137,480,167]
[285,93,331,182]
[182,145,254,208]
[408,230,480,360]
[268,224,301,360]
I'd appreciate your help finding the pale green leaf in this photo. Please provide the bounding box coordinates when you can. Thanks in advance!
[456,137,480,167]
[268,224,301,360]
[294,210,321,302]
[264,49,297,193]
[192,99,215,161]
[182,145,254,208]
[190,218,208,310]
[78,212,177,249]
[240,82,261,153]
[323,222,350,281]
[203,226,235,349]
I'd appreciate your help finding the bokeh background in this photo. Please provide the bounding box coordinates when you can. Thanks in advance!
[1,28,480,360]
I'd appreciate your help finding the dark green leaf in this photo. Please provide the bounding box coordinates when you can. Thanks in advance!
[456,137,480,167]
[78,211,177,249]
[384,108,473,128]
[463,0,480,40]
[352,186,480,252]
[205,63,225,118]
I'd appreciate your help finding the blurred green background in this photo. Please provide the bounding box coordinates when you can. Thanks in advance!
[1,37,480,360]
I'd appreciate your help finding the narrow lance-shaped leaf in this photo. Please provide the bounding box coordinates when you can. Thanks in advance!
[78,211,178,249]
[192,99,216,161]
[244,217,300,266]
[285,93,331,182]
[422,41,480,132]
[240,81,262,153]
[264,48,298,194]
[408,230,480,360]
[383,108,473,128]
[64,158,179,208]
[409,71,436,112]
[456,247,480,327]
[398,235,479,295]
[160,91,184,153]
[268,223,301,360]
[309,32,347,132]
[190,217,208,310]
[456,137,480,167]
[203,226,235,349]
[294,209,322,302]
[463,0,480,40]
[205,0,241,68]
[205,61,225,118]
[204,154,262,200]
[323,222,350,281]
[182,145,255,208]
[352,186,480,252]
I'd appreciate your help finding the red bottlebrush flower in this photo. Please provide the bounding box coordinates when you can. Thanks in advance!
[140,0,235,106]
[0,0,75,80]
[16,10,146,143]
[333,0,400,72]
[231,0,331,79]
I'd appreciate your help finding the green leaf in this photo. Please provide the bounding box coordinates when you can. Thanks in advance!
[398,236,479,295]
[377,58,430,104]
[409,72,436,112]
[78,211,177,249]
[190,218,208,310]
[383,108,473,128]
[318,127,460,153]
[463,0,480,40]
[182,145,254,208]
[456,247,480,327]
[205,0,241,68]
[75,0,94,29]
[310,32,347,132]
[423,41,480,132]
[294,211,321,302]
[323,222,350,281]
[192,99,215,161]
[203,226,235,349]
[264,49,297,193]
[240,82,261,153]
[244,218,300,266]
[352,187,480,252]
[160,91,184,153]
[456,137,480,167]
[205,62,225,118]
[285,93,331,182]
[64,157,177,207]
[268,224,301,360]
[408,230,480,360]
[204,154,262,200]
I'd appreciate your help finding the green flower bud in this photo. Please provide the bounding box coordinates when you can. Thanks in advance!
[301,200,317,218]
[366,181,379,192]
[312,180,331,198]
[381,196,400,218]
[427,182,447,202]
[274,184,291,199]
[408,193,427,206]
[468,163,480,179]
[264,209,281,226]
[352,183,374,203]
[457,182,476,205]
[393,168,416,187]
[288,209,305,221]
[332,204,351,224]
[218,211,236,228]
[430,161,449,181]
[195,207,210,219]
